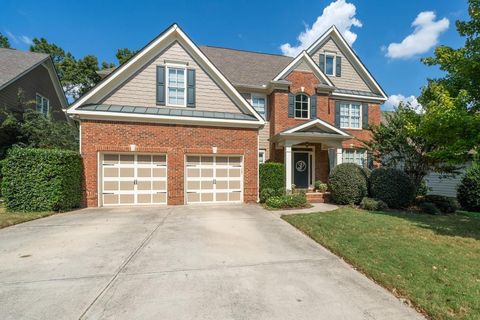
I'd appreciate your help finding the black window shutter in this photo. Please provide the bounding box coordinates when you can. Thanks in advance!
[362,103,369,128]
[335,56,342,77]
[335,101,341,127]
[310,94,317,119]
[319,54,325,72]
[288,93,294,118]
[156,66,166,105]
[187,69,196,108]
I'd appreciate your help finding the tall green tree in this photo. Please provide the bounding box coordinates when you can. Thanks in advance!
[0,32,11,48]
[418,0,480,160]
[116,48,137,65]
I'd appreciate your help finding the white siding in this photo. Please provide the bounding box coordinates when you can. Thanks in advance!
[102,42,243,114]
[426,168,468,198]
[310,38,372,92]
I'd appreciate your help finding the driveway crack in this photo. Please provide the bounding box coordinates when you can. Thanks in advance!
[77,209,172,319]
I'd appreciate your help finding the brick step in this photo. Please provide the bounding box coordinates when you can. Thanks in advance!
[306,192,330,203]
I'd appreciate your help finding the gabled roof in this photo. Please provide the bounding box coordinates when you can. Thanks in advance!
[0,48,68,109]
[200,46,292,88]
[282,118,350,137]
[273,51,334,87]
[68,24,265,125]
[0,48,49,90]
[306,26,388,100]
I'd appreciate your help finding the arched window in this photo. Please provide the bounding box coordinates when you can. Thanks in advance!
[294,93,309,119]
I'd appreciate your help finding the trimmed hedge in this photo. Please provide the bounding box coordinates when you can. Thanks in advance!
[457,164,480,212]
[259,162,285,192]
[369,167,415,209]
[360,197,388,211]
[265,193,307,209]
[328,163,368,205]
[1,148,82,212]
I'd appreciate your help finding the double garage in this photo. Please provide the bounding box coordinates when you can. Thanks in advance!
[100,153,244,206]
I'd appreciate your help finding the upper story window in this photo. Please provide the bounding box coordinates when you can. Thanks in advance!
[342,149,367,167]
[294,94,309,119]
[167,67,186,106]
[325,55,335,76]
[251,94,266,119]
[36,94,49,116]
[258,150,266,164]
[339,102,361,129]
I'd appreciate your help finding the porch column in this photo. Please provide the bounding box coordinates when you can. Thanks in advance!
[285,143,293,192]
[336,148,343,166]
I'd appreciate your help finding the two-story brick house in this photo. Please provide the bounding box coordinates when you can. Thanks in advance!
[67,23,387,207]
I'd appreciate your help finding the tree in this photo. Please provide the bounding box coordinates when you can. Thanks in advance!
[364,103,458,191]
[419,0,480,159]
[116,48,137,65]
[0,32,11,48]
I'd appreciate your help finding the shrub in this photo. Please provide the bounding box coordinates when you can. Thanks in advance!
[265,193,307,209]
[419,202,441,215]
[360,197,388,211]
[416,179,429,197]
[457,164,480,212]
[1,148,82,212]
[259,162,284,192]
[328,163,368,205]
[369,167,415,209]
[259,187,285,203]
[314,180,328,192]
[417,195,459,214]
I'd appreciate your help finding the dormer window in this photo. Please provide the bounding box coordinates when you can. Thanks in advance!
[294,94,309,119]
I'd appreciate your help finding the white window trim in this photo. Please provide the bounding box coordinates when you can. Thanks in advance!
[250,93,267,119]
[36,93,49,116]
[339,102,362,130]
[166,65,187,108]
[258,150,266,164]
[294,93,310,119]
[324,53,336,76]
[342,149,367,167]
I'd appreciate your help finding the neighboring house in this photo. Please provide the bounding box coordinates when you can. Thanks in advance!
[67,24,387,207]
[0,48,68,121]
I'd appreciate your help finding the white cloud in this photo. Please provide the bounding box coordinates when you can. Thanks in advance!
[280,0,362,57]
[385,11,449,59]
[5,30,33,46]
[383,94,423,113]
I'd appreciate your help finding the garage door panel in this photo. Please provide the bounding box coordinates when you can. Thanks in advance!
[185,155,243,204]
[101,153,167,206]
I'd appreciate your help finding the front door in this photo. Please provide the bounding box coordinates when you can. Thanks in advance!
[293,152,309,188]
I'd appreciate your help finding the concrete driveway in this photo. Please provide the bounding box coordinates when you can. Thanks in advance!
[0,205,423,320]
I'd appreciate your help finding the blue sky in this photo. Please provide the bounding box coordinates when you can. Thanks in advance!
[0,0,469,109]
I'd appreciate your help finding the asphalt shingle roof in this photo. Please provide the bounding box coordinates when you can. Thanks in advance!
[0,48,49,89]
[199,46,293,88]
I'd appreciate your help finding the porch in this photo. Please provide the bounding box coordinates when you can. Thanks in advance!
[269,119,352,192]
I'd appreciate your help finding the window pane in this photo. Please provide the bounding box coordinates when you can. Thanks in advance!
[252,96,266,117]
[167,68,186,105]
[325,55,334,75]
[294,94,309,119]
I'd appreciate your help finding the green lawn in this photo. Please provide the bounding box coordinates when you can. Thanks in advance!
[0,205,55,229]
[283,208,480,320]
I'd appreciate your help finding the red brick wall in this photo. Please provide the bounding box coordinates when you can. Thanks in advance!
[81,120,258,207]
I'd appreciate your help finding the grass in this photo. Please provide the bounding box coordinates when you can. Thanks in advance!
[0,204,55,229]
[283,208,480,320]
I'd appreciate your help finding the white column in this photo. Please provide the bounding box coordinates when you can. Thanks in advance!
[336,148,343,166]
[285,144,293,192]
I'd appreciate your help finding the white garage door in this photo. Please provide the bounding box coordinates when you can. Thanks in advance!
[101,154,167,206]
[185,155,243,203]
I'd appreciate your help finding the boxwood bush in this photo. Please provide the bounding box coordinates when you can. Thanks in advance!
[360,197,388,211]
[457,163,480,212]
[1,148,82,212]
[417,194,459,214]
[328,163,368,205]
[369,167,415,209]
[259,162,285,192]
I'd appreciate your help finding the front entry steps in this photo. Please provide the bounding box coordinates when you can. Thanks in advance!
[306,192,331,203]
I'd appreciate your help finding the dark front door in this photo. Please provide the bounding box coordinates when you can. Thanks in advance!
[293,152,309,188]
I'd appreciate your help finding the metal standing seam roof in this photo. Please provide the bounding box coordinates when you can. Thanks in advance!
[77,104,259,121]
[334,88,383,98]
[0,48,49,89]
